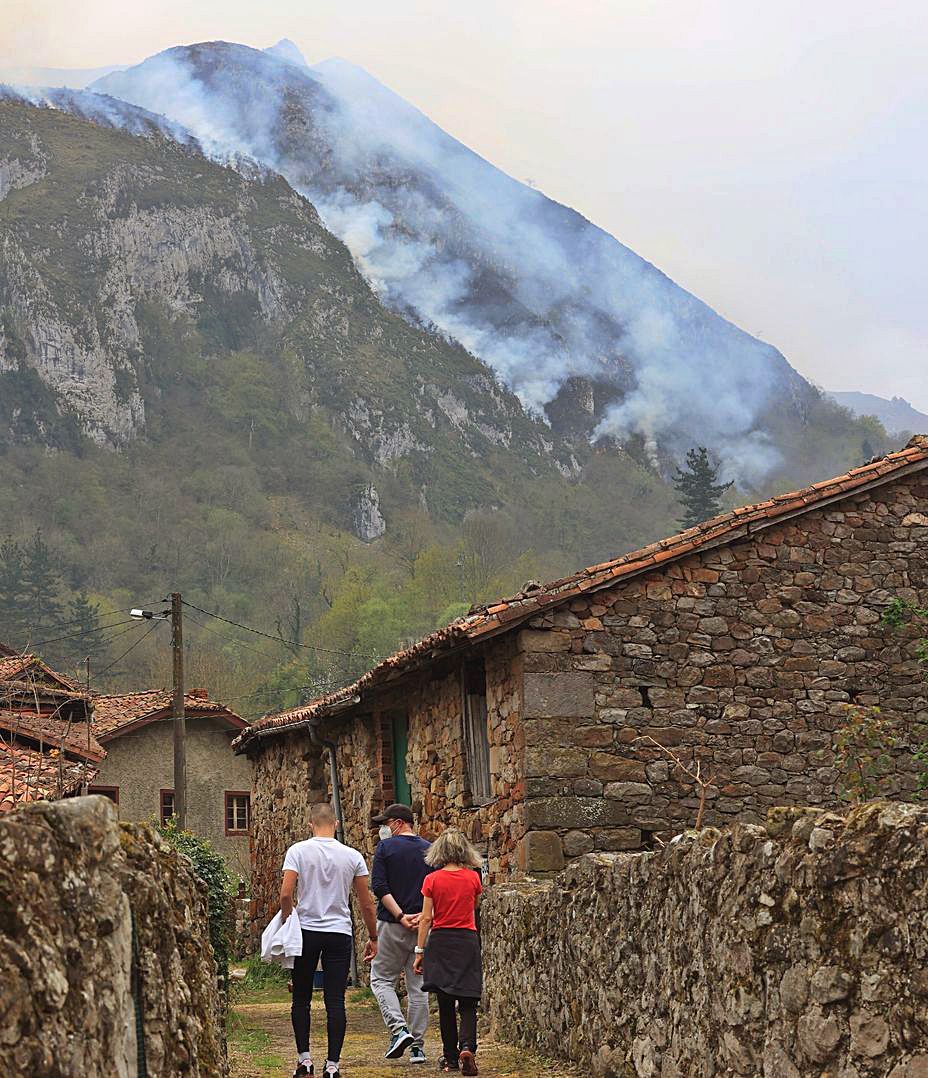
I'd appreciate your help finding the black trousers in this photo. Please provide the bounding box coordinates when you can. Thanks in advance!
[435,989,478,1059]
[291,929,353,1061]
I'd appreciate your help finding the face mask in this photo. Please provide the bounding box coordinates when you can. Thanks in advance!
[379,825,393,842]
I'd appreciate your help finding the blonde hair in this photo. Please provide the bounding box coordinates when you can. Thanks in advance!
[425,828,483,869]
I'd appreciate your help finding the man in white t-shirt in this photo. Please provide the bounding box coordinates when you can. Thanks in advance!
[281,802,378,1078]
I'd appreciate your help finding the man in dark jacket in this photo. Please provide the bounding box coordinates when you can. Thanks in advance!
[369,804,432,1063]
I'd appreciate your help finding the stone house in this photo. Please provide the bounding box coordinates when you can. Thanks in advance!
[0,650,102,810]
[235,436,928,925]
[91,689,253,876]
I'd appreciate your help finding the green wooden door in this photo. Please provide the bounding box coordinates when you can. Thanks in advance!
[392,713,411,806]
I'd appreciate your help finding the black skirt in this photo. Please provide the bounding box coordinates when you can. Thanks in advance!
[421,928,482,998]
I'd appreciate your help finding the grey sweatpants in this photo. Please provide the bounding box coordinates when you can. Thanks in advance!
[371,921,429,1047]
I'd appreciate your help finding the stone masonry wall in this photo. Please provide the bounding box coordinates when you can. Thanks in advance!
[0,795,226,1076]
[249,733,327,932]
[391,636,526,877]
[517,472,928,871]
[483,802,928,1076]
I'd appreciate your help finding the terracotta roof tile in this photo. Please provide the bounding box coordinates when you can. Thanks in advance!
[0,710,104,761]
[92,689,246,739]
[235,435,928,750]
[0,740,96,812]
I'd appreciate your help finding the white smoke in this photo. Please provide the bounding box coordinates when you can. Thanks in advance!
[78,41,802,478]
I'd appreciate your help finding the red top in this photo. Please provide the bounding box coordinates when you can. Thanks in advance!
[422,867,482,930]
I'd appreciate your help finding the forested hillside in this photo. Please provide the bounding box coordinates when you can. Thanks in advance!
[0,101,892,714]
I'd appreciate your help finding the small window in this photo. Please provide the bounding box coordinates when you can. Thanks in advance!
[160,789,175,826]
[89,785,119,805]
[225,792,251,834]
[462,661,491,802]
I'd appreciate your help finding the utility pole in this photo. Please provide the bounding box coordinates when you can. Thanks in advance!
[171,592,187,829]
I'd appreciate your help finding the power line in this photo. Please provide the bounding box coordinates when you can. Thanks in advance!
[184,612,290,662]
[93,621,163,680]
[19,606,156,642]
[28,619,138,649]
[181,600,355,658]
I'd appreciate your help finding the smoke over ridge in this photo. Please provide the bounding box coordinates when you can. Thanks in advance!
[84,41,806,480]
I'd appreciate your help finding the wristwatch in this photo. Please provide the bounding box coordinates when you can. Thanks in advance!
[414,946,425,954]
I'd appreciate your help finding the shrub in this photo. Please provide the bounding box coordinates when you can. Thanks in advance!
[158,819,234,987]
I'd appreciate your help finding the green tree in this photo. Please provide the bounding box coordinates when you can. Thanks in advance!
[0,537,25,647]
[19,529,63,643]
[66,591,110,672]
[672,447,733,529]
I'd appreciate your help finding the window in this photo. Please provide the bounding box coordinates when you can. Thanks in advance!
[160,789,175,825]
[88,785,119,805]
[462,661,491,801]
[225,792,251,834]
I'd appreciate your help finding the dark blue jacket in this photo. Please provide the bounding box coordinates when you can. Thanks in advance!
[371,834,432,923]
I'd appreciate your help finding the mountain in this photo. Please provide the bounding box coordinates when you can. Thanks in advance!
[0,63,127,90]
[828,392,928,438]
[0,67,893,705]
[0,98,692,703]
[93,41,824,482]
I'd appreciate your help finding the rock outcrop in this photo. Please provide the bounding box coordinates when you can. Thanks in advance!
[483,802,928,1076]
[0,795,226,1076]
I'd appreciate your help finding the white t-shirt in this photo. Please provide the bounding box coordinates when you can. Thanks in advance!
[282,837,369,935]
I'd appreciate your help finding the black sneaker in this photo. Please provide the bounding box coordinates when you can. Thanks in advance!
[322,1064,340,1078]
[409,1045,427,1064]
[438,1057,459,1073]
[386,1028,415,1059]
[293,1061,314,1077]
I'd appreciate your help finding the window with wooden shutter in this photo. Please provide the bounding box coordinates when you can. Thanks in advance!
[160,789,175,825]
[462,661,491,802]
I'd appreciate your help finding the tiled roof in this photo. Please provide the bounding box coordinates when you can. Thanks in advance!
[0,739,96,812]
[0,654,80,691]
[0,709,105,761]
[92,689,246,739]
[235,435,928,750]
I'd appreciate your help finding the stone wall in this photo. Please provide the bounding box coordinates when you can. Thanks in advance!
[0,795,226,1076]
[516,472,928,869]
[483,802,928,1076]
[248,733,327,933]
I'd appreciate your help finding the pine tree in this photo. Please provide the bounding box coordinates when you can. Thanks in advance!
[672,447,734,529]
[66,591,109,672]
[0,537,25,647]
[19,528,63,644]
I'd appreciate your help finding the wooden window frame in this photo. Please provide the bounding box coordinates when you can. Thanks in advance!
[88,785,119,805]
[225,790,251,835]
[461,660,492,805]
[160,788,175,826]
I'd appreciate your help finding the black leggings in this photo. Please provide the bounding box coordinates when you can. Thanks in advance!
[291,929,353,1062]
[435,989,478,1059]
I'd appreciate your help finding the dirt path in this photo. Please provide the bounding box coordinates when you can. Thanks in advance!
[229,984,573,1077]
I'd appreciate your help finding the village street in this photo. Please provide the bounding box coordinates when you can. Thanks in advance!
[229,975,573,1077]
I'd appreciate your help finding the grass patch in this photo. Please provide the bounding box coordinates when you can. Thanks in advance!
[228,1009,288,1072]
[231,956,293,1005]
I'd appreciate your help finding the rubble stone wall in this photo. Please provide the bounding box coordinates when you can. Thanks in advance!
[0,795,226,1077]
[516,471,928,870]
[483,802,928,1077]
[248,733,327,932]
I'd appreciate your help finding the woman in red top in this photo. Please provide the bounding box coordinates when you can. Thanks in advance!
[413,829,483,1075]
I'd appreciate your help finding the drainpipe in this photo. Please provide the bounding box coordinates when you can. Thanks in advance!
[308,714,359,986]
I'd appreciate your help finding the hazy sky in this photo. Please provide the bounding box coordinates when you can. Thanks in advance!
[3,1,926,410]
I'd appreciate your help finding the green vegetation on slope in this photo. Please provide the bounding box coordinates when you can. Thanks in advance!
[0,102,896,713]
